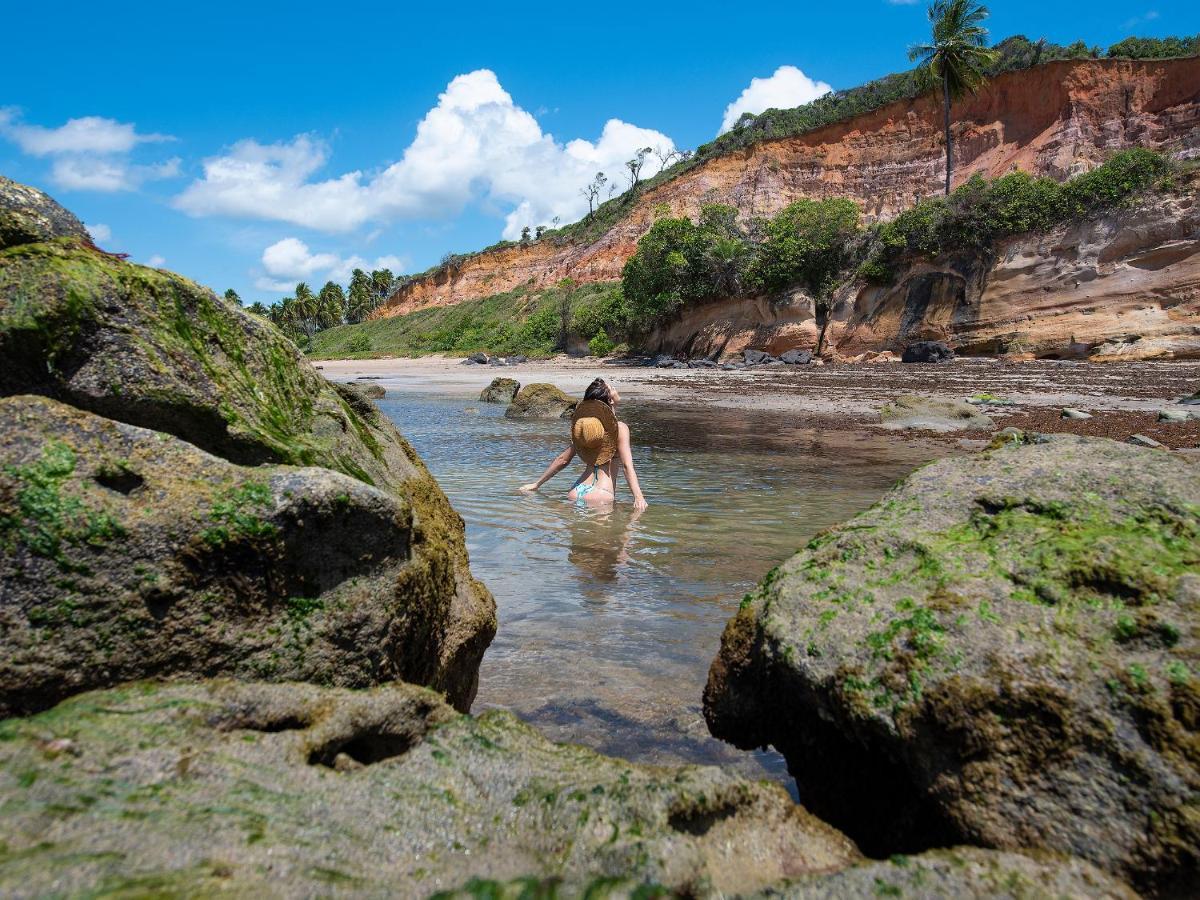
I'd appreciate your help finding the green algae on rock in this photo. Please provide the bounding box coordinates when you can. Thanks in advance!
[0,177,89,250]
[480,377,521,404]
[0,395,482,715]
[437,847,1135,900]
[0,231,494,709]
[0,680,859,898]
[704,434,1199,896]
[505,383,577,419]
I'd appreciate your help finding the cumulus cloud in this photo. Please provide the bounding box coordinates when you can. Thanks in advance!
[719,66,833,134]
[0,108,180,193]
[255,237,405,293]
[84,223,112,243]
[176,70,676,239]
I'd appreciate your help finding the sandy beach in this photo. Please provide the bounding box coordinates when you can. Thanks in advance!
[319,355,1200,449]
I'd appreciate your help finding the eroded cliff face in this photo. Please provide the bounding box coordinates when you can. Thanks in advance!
[379,57,1200,319]
[645,186,1200,361]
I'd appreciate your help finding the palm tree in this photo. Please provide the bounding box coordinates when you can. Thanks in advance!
[909,0,998,195]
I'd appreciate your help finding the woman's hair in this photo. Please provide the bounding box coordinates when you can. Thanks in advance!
[584,378,613,404]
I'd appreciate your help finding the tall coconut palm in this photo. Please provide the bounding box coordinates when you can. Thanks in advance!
[909,0,998,195]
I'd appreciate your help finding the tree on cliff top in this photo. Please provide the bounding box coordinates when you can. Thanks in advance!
[909,0,998,195]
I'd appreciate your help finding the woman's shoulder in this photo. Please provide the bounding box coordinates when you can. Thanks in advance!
[617,420,630,435]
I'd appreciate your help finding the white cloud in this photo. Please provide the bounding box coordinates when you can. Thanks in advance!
[175,70,675,239]
[255,237,405,293]
[1122,10,1160,28]
[84,223,112,243]
[0,110,171,156]
[719,66,833,134]
[0,108,180,193]
[147,255,166,267]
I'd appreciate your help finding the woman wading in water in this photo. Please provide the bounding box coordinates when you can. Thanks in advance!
[520,378,648,511]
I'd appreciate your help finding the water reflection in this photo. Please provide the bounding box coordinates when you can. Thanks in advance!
[376,389,940,790]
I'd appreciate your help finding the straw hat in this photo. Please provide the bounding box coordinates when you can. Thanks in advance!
[571,399,619,466]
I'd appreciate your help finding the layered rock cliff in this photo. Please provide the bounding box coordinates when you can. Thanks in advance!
[378,57,1200,319]
[648,182,1200,361]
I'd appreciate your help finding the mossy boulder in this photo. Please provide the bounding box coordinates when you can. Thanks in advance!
[705,435,1199,895]
[443,847,1133,899]
[0,395,482,715]
[0,232,494,709]
[879,395,993,432]
[0,177,89,250]
[504,383,577,419]
[480,377,520,404]
[0,679,859,897]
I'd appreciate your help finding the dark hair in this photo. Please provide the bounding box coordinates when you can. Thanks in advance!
[584,378,613,404]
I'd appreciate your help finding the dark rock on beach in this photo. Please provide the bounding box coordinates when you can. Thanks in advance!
[504,383,577,419]
[744,349,778,366]
[480,376,520,403]
[902,341,955,363]
[0,680,859,897]
[0,176,90,250]
[779,349,813,365]
[705,435,1200,895]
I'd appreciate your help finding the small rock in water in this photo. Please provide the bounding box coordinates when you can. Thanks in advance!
[1061,408,1092,420]
[901,341,954,364]
[1128,433,1164,448]
[480,377,520,404]
[779,349,813,365]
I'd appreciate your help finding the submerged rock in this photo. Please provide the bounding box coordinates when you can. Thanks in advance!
[705,435,1200,895]
[0,395,480,715]
[0,176,89,250]
[879,396,993,432]
[345,381,386,399]
[901,341,955,363]
[0,224,495,710]
[504,383,577,419]
[480,377,520,404]
[0,680,859,897]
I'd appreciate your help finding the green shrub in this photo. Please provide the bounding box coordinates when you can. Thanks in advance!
[347,333,372,353]
[588,329,616,357]
[748,198,861,295]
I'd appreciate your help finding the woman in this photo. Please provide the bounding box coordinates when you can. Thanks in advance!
[520,378,648,511]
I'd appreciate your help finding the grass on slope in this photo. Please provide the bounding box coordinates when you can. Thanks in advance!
[306,281,624,359]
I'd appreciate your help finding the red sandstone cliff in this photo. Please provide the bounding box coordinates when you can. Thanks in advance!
[377,57,1200,320]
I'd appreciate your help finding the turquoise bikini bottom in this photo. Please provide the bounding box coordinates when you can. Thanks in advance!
[574,465,612,508]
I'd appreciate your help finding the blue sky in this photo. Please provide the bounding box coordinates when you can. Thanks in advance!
[2,0,1192,304]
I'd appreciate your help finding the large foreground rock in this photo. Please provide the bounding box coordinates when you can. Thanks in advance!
[0,680,858,897]
[0,176,89,250]
[0,395,480,715]
[0,230,494,710]
[705,435,1199,895]
[505,383,576,419]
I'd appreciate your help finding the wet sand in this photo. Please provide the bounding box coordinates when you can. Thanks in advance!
[319,355,1200,450]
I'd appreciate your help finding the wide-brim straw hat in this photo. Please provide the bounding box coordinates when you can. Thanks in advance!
[571,399,619,467]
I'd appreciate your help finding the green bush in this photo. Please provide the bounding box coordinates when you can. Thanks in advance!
[748,199,861,295]
[571,284,628,340]
[588,329,616,357]
[347,333,372,353]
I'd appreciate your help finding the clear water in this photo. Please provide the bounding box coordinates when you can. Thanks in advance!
[377,387,938,791]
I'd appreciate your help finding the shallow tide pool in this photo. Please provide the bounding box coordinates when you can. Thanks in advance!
[377,386,939,791]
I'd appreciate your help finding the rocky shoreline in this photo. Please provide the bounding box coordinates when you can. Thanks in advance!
[3,179,1198,896]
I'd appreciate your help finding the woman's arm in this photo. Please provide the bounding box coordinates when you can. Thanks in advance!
[616,422,647,511]
[520,445,575,492]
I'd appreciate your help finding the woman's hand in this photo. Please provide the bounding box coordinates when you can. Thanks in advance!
[519,483,540,493]
[633,495,648,512]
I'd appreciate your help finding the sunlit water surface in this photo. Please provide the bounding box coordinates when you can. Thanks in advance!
[377,387,938,791]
